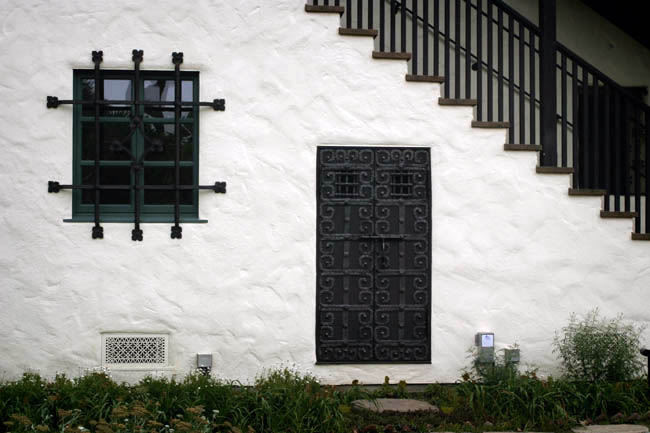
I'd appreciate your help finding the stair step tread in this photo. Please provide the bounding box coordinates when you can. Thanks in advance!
[504,144,542,151]
[472,121,510,128]
[536,166,574,174]
[339,28,378,37]
[372,51,412,60]
[406,74,445,83]
[439,98,478,106]
[600,211,638,218]
[568,188,607,196]
[305,5,344,13]
[632,233,650,240]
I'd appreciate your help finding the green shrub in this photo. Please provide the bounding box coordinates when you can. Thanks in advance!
[553,309,646,382]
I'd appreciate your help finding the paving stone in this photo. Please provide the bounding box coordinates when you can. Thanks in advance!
[485,431,551,433]
[572,425,649,433]
[351,398,439,413]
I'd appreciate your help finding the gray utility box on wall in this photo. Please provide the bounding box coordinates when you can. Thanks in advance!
[196,354,212,369]
[475,332,495,363]
[504,348,520,364]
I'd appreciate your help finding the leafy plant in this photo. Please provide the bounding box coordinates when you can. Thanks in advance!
[374,377,409,399]
[462,345,520,385]
[553,309,646,382]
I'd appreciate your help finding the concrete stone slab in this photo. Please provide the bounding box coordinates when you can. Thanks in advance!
[572,425,649,433]
[351,398,439,413]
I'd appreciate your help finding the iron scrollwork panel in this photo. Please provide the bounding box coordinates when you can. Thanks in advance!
[317,147,375,363]
[317,147,431,364]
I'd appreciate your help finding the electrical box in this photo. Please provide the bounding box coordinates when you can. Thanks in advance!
[475,332,495,363]
[504,348,520,364]
[196,354,212,369]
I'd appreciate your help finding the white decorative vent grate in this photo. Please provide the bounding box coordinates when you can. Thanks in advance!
[102,333,169,368]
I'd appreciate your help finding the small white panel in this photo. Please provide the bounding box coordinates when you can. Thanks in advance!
[481,334,494,347]
[476,332,494,348]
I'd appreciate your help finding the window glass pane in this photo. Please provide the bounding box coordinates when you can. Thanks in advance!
[81,123,133,161]
[81,166,131,205]
[143,80,193,119]
[103,79,132,117]
[142,123,194,161]
[81,79,95,116]
[144,167,194,205]
[82,78,132,117]
[104,79,132,100]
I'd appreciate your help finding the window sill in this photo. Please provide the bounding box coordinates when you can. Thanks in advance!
[64,216,207,224]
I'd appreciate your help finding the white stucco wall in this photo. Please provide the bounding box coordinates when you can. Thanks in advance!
[0,0,648,384]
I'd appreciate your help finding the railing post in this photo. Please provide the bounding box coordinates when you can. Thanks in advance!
[641,348,650,396]
[539,0,557,165]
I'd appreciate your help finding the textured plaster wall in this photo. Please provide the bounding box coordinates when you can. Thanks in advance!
[0,0,648,384]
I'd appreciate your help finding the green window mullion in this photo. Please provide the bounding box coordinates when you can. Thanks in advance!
[79,162,133,168]
[79,116,135,123]
[141,118,195,125]
[142,161,193,167]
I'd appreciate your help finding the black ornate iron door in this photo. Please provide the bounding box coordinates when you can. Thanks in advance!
[317,147,431,363]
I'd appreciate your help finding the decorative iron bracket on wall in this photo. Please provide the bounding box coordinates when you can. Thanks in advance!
[47,50,226,241]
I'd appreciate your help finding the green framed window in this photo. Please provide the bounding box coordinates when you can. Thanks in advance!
[71,70,200,223]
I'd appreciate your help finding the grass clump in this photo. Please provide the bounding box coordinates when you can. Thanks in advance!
[0,368,350,433]
[2,369,650,433]
[452,371,649,430]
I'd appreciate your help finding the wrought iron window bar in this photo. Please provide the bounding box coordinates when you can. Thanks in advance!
[47,50,226,241]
